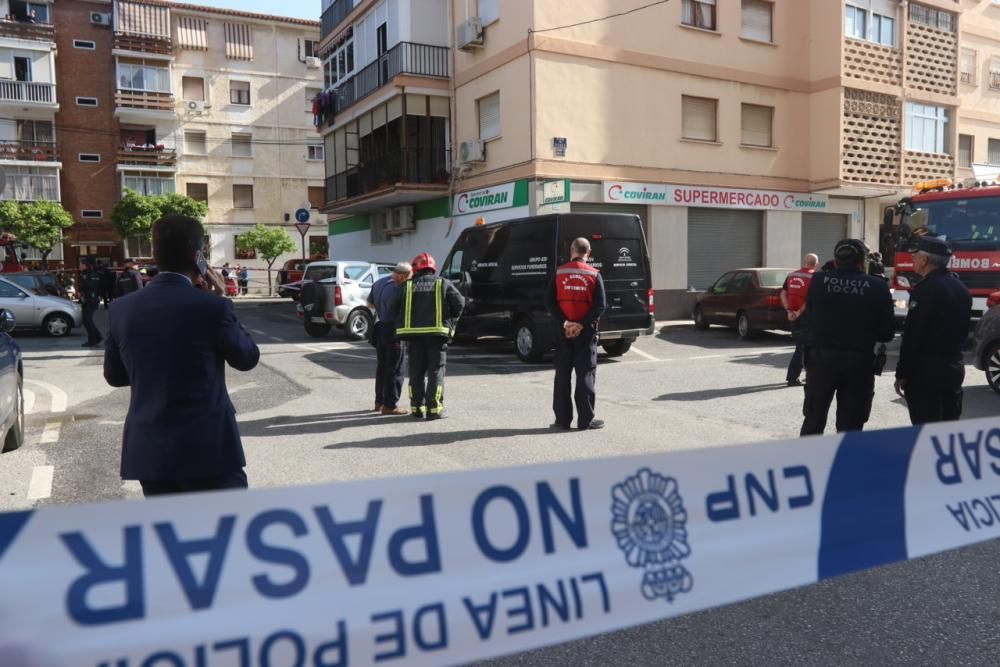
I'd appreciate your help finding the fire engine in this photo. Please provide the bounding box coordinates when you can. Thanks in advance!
[0,233,27,273]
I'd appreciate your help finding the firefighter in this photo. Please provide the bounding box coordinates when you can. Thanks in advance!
[79,256,104,347]
[545,237,607,430]
[392,253,464,420]
[780,253,818,386]
[894,236,972,424]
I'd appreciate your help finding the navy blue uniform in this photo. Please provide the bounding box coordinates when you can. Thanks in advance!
[800,267,895,435]
[79,267,104,346]
[895,268,972,424]
[368,276,405,411]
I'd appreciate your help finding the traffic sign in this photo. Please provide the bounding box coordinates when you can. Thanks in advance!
[294,222,311,237]
[294,208,311,223]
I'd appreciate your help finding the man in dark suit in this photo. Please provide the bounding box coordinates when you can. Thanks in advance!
[103,215,260,496]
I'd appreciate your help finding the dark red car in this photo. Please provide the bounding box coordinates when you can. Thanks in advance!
[692,268,796,339]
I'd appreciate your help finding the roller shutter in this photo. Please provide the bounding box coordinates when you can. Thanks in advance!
[687,208,763,290]
[801,213,848,264]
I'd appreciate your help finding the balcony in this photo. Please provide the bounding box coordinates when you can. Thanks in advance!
[113,33,172,56]
[115,90,175,121]
[0,81,55,106]
[0,140,56,161]
[0,18,54,42]
[321,0,353,41]
[0,172,59,201]
[325,147,450,213]
[116,145,176,168]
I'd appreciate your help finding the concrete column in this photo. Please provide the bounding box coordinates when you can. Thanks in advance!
[648,205,687,290]
[764,210,802,267]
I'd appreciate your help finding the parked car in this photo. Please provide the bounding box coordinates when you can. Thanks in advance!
[276,259,315,298]
[973,297,1000,393]
[692,268,796,340]
[439,213,655,362]
[3,271,66,298]
[0,308,23,453]
[295,260,395,339]
[0,275,82,337]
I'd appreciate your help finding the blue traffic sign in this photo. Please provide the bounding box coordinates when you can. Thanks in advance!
[294,208,310,223]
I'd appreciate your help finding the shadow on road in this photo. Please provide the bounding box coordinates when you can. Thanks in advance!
[324,427,560,450]
[957,385,998,420]
[655,383,790,402]
[657,323,792,350]
[239,410,392,436]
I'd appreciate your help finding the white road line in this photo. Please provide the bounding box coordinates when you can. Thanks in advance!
[121,480,142,494]
[271,337,287,343]
[24,379,67,413]
[687,354,726,360]
[251,329,268,336]
[23,388,36,415]
[99,420,125,426]
[26,465,54,500]
[228,382,258,395]
[629,347,660,362]
[40,421,61,444]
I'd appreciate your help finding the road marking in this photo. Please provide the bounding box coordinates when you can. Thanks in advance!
[629,347,660,362]
[121,480,142,494]
[24,388,36,415]
[26,465,54,500]
[296,342,358,353]
[228,382,258,395]
[251,329,268,336]
[271,337,287,343]
[40,421,61,444]
[99,420,125,426]
[687,354,725,360]
[25,379,67,413]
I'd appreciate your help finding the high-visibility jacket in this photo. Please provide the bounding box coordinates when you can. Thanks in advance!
[785,268,815,311]
[555,260,599,322]
[395,272,464,339]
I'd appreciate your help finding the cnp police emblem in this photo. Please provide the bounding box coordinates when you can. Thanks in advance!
[611,468,693,602]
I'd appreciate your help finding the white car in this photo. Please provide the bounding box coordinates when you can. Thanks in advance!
[0,275,82,337]
[296,260,395,339]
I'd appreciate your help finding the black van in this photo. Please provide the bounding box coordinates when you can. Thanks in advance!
[439,212,654,362]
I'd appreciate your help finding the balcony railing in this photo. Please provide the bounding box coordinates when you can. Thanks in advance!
[320,42,450,124]
[117,146,177,167]
[0,141,57,161]
[1,173,59,201]
[115,90,174,112]
[321,0,353,40]
[0,18,54,41]
[325,147,451,204]
[0,81,55,104]
[113,32,172,55]
[990,71,1000,90]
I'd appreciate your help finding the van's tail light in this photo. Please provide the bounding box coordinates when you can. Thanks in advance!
[647,288,654,314]
[324,312,335,320]
[988,291,1000,309]
[766,295,782,307]
[334,286,343,306]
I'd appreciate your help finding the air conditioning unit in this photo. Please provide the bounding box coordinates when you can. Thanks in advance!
[305,57,322,69]
[391,206,416,233]
[90,12,112,26]
[187,100,206,114]
[456,17,484,50]
[373,211,392,234]
[459,139,486,165]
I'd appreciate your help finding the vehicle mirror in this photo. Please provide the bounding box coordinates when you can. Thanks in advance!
[0,309,14,332]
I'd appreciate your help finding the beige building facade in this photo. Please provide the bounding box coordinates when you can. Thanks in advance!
[322,0,986,316]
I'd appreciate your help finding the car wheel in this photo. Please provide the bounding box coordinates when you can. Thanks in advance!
[693,306,710,330]
[737,311,755,340]
[985,342,1000,394]
[514,317,546,363]
[346,309,373,341]
[42,313,71,338]
[304,321,331,338]
[2,374,24,453]
[602,339,633,357]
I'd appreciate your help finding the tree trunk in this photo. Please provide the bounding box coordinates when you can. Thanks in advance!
[41,249,50,270]
[266,261,275,296]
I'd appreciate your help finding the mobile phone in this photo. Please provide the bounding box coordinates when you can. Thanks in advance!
[195,250,208,276]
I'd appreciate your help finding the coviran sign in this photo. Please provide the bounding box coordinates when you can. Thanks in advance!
[603,182,829,211]
[454,183,517,215]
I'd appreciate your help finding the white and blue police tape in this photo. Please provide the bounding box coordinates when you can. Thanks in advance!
[1,417,999,666]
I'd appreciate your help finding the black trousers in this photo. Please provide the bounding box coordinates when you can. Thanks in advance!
[905,364,964,425]
[82,304,101,344]
[800,348,875,435]
[786,320,806,382]
[375,340,405,408]
[553,328,598,428]
[139,469,248,497]
[408,338,447,415]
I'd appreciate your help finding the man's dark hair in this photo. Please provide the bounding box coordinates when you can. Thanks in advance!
[153,215,204,273]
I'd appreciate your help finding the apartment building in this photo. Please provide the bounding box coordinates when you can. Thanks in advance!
[956,0,1000,178]
[0,0,61,261]
[318,0,978,317]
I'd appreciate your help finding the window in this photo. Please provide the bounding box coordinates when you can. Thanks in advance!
[182,76,205,101]
[230,80,251,105]
[9,1,48,23]
[870,13,895,46]
[81,210,103,219]
[845,5,867,39]
[186,182,208,202]
[990,58,1000,91]
[79,153,100,163]
[989,138,1000,166]
[307,145,324,161]
[233,184,254,208]
[909,4,955,32]
[126,237,153,259]
[16,119,52,144]
[323,37,355,89]
[231,133,252,158]
[184,131,207,155]
[305,87,321,108]
[0,281,26,299]
[741,104,773,147]
[905,102,949,154]
[123,174,175,195]
[73,40,96,50]
[478,92,501,141]
[682,95,718,142]
[682,0,716,30]
[959,134,973,168]
[309,235,328,258]
[76,96,98,107]
[741,0,772,42]
[847,3,896,46]
[308,186,325,209]
[961,48,978,85]
[234,234,256,259]
[117,63,170,93]
[303,39,319,58]
[13,56,30,82]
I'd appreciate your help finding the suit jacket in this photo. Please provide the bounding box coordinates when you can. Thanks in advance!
[103,272,260,481]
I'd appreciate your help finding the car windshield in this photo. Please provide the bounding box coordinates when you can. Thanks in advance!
[757,270,790,288]
[900,196,1000,251]
[306,266,337,282]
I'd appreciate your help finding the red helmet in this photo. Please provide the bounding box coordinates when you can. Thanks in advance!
[411,252,437,272]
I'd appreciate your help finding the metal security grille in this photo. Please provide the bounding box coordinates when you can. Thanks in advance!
[687,208,762,290]
[801,213,848,264]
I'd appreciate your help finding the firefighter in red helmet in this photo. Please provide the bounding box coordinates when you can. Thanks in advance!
[392,252,465,419]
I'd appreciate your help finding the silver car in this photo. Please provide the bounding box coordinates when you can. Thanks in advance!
[973,304,1000,393]
[0,275,81,337]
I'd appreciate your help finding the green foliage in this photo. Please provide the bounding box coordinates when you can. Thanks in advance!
[110,189,208,241]
[157,191,208,221]
[0,200,21,232]
[235,224,296,266]
[0,200,74,260]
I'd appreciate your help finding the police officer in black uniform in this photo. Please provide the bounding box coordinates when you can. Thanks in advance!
[800,239,895,435]
[894,236,972,424]
[79,256,104,347]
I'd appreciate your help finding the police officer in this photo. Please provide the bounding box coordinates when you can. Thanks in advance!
[546,237,607,430]
[392,253,464,420]
[894,236,971,424]
[800,239,895,435]
[79,256,104,347]
[780,253,818,386]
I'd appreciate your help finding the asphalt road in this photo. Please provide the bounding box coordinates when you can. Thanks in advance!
[2,300,999,665]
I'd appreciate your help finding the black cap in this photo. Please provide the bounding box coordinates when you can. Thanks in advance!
[915,235,953,257]
[833,238,868,262]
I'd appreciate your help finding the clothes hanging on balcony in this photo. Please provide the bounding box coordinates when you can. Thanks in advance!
[314,90,335,127]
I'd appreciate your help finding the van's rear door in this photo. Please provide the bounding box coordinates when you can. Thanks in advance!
[558,214,652,334]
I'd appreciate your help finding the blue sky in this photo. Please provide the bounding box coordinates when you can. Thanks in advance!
[193,0,319,21]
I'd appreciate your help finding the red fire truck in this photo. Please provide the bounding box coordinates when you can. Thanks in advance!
[884,178,1000,318]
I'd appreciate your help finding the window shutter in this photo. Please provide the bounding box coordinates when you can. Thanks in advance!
[478,92,500,141]
[182,76,204,101]
[225,22,254,61]
[741,104,773,147]
[959,135,973,168]
[961,48,976,83]
[989,139,1000,166]
[177,16,208,50]
[184,131,206,154]
[682,96,717,141]
[741,0,772,42]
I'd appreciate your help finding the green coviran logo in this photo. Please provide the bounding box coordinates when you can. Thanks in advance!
[458,190,508,212]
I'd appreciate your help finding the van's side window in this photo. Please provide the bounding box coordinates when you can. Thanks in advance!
[442,250,464,281]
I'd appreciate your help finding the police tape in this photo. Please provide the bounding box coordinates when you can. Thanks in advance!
[1,417,999,666]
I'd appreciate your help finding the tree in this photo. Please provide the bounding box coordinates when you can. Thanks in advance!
[13,201,74,266]
[110,189,208,254]
[235,224,295,295]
